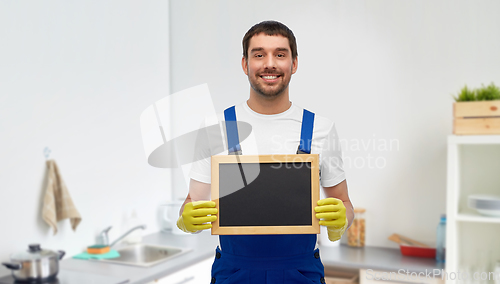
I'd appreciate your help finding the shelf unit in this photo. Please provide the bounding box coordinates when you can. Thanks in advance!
[446,135,500,283]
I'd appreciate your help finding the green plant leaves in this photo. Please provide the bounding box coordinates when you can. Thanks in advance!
[476,83,500,101]
[454,85,476,102]
[453,83,500,102]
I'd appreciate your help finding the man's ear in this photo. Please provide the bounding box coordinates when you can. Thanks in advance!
[242,57,249,75]
[292,56,298,74]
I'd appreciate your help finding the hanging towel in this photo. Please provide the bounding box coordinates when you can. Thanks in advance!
[42,159,82,235]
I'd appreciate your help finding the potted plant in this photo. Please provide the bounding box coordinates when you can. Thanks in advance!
[453,83,500,135]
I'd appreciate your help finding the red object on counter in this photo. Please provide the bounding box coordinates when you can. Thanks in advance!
[399,244,436,258]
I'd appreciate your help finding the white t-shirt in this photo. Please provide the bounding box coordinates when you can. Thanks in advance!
[189,101,345,187]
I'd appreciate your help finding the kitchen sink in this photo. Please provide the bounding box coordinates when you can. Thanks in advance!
[93,244,192,267]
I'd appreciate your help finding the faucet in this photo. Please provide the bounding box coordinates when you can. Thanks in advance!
[96,226,112,246]
[97,225,147,247]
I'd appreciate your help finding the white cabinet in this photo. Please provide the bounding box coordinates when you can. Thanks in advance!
[149,257,213,284]
[447,135,500,284]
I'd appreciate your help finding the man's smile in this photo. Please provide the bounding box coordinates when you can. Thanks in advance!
[259,74,281,83]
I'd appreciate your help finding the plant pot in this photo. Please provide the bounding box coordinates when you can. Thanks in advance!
[453,101,500,135]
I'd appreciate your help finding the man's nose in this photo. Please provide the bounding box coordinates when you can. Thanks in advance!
[263,55,277,69]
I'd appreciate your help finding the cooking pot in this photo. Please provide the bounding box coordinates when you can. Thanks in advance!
[1,244,65,283]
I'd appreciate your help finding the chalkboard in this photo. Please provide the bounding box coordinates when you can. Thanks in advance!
[211,154,320,235]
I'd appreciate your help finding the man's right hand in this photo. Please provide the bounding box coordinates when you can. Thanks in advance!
[177,201,217,233]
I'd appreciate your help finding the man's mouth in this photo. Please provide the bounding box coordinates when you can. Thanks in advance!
[259,74,281,82]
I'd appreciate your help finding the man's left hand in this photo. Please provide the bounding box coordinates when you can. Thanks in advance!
[315,197,348,242]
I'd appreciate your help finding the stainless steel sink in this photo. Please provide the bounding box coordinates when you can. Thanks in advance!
[93,244,192,267]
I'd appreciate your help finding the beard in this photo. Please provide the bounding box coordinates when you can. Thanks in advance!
[248,69,292,99]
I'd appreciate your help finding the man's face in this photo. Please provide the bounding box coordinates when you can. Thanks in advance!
[242,33,298,99]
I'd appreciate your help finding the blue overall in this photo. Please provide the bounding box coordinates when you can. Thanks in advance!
[209,106,326,284]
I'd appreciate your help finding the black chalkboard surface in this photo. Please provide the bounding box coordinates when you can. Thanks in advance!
[211,154,320,235]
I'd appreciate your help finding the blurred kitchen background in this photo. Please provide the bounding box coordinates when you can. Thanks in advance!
[1,0,500,265]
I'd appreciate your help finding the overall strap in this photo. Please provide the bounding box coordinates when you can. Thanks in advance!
[224,106,242,155]
[297,109,315,154]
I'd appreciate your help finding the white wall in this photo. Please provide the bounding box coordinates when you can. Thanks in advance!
[0,1,171,260]
[169,0,500,247]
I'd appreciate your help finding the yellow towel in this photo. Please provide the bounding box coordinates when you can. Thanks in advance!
[42,159,82,235]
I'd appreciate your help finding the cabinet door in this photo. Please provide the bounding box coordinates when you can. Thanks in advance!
[152,257,213,284]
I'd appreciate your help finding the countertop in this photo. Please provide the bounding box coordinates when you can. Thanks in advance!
[0,231,219,284]
[318,245,445,274]
[59,230,220,284]
[0,232,445,284]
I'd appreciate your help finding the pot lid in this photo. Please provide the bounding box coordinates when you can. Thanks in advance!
[11,244,59,261]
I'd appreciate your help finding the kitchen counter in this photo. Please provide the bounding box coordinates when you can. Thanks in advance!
[318,244,445,273]
[0,230,219,284]
[0,232,444,284]
[59,230,219,284]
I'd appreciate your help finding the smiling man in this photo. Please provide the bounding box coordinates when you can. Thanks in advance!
[177,21,354,284]
[243,32,297,102]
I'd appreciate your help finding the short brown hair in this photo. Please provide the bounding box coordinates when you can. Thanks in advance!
[242,20,298,60]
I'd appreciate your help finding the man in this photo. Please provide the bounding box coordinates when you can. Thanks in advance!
[177,20,354,284]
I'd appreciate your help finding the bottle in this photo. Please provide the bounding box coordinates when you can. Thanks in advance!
[347,208,366,247]
[436,214,446,263]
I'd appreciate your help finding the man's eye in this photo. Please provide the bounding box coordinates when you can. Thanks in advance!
[277,54,285,57]
[255,54,263,58]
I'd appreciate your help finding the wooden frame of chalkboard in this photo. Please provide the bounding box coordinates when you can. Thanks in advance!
[211,154,320,235]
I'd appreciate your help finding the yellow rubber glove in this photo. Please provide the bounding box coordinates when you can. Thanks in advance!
[177,201,218,233]
[315,198,348,242]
